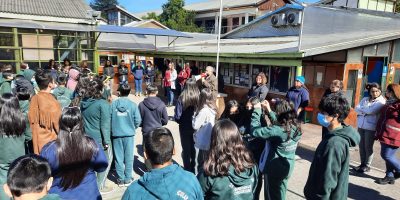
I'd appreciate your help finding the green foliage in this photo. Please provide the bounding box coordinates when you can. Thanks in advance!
[142,12,160,21]
[396,1,400,13]
[158,0,204,32]
[90,0,119,11]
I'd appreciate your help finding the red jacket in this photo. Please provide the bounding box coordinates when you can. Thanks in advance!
[177,67,191,86]
[164,70,171,87]
[376,100,400,147]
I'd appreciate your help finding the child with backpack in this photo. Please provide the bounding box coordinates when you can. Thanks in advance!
[111,84,142,186]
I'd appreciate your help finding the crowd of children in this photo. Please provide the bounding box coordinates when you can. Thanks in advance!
[0,59,399,200]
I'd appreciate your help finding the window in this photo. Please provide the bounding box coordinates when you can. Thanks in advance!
[100,55,118,66]
[232,17,240,29]
[249,16,255,22]
[386,1,394,11]
[270,66,292,93]
[0,49,17,60]
[345,70,359,107]
[242,17,246,25]
[0,33,14,46]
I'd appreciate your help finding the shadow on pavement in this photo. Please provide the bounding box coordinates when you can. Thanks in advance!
[349,164,380,181]
[348,183,396,200]
[296,145,316,162]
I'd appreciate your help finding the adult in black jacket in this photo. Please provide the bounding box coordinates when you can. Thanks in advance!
[248,72,269,100]
[118,60,129,85]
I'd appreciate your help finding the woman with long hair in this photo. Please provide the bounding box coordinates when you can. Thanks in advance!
[79,79,112,191]
[251,99,302,200]
[40,107,108,199]
[354,82,386,173]
[0,93,27,200]
[375,84,400,184]
[163,62,177,106]
[192,88,217,174]
[174,78,200,173]
[220,100,242,126]
[248,72,269,100]
[198,119,258,199]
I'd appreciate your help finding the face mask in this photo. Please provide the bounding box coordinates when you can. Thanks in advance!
[317,113,331,128]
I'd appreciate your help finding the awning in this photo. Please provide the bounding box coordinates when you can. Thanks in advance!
[96,25,192,38]
[0,18,95,32]
[0,19,191,38]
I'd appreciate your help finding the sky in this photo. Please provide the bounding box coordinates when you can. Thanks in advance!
[86,0,318,14]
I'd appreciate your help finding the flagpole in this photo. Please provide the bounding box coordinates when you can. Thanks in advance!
[216,0,223,80]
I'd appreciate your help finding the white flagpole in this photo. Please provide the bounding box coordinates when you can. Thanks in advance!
[216,0,223,80]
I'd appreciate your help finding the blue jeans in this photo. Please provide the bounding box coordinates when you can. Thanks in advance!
[380,143,400,177]
[135,79,142,94]
[166,86,174,105]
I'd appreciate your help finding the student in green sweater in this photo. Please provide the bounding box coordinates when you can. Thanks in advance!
[0,67,13,95]
[122,127,203,200]
[52,75,73,108]
[16,86,33,154]
[0,93,27,200]
[304,93,360,200]
[79,79,112,192]
[111,84,142,186]
[198,119,259,200]
[251,99,302,200]
[3,154,61,200]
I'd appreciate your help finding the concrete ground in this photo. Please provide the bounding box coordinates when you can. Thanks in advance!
[102,94,400,200]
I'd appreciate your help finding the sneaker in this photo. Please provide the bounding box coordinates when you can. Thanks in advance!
[356,165,370,173]
[100,185,115,195]
[124,179,134,187]
[352,164,363,171]
[376,176,395,185]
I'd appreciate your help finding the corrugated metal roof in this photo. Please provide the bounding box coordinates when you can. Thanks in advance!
[0,18,95,31]
[157,36,299,54]
[0,0,92,19]
[96,25,191,38]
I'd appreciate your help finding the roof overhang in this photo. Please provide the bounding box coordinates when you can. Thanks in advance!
[95,25,192,38]
[0,18,95,31]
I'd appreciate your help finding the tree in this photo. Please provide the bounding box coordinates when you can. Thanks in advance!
[142,12,160,21]
[158,0,203,32]
[90,0,119,11]
[396,1,400,13]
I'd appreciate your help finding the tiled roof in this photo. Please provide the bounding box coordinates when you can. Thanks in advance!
[0,0,92,19]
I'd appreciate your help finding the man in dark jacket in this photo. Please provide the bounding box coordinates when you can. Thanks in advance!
[138,84,168,136]
[304,93,360,200]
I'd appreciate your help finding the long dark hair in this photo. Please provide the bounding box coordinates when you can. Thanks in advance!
[365,82,381,100]
[71,73,91,106]
[221,100,240,119]
[179,78,200,109]
[196,88,217,114]
[274,99,301,141]
[204,119,254,176]
[0,93,26,137]
[105,60,112,67]
[56,107,98,190]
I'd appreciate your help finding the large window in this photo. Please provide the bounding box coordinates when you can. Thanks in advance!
[358,0,394,11]
[219,63,294,92]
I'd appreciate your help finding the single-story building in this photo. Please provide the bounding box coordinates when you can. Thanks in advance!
[136,3,400,126]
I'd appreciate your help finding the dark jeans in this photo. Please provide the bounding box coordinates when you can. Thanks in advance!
[179,126,196,173]
[165,86,174,105]
[380,143,400,177]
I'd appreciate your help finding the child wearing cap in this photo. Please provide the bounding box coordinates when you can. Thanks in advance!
[286,76,309,122]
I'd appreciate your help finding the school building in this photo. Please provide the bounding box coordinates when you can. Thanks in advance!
[137,3,400,126]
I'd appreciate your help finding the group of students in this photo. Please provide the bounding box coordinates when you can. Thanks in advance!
[1,58,399,200]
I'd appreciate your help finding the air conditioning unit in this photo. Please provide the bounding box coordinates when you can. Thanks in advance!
[286,11,302,26]
[270,13,286,27]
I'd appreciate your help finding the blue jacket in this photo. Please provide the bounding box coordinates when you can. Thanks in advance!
[286,86,309,111]
[111,97,142,137]
[40,140,108,200]
[122,164,203,200]
[132,66,144,80]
